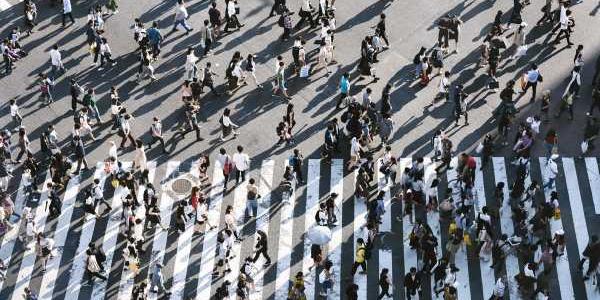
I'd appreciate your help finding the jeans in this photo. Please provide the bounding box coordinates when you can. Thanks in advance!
[246,199,257,217]
[543,177,555,190]
[88,106,102,123]
[172,19,192,32]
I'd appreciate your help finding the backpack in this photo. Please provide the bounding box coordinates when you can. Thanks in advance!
[278,15,285,27]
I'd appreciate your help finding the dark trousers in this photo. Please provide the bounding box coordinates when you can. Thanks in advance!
[294,168,303,182]
[49,199,61,217]
[203,39,212,56]
[378,285,391,299]
[351,261,367,274]
[295,10,316,29]
[235,170,246,184]
[62,12,75,25]
[253,248,271,264]
[379,30,390,46]
[87,270,107,283]
[71,96,78,111]
[148,135,167,152]
[269,0,285,16]
[120,132,136,148]
[554,29,572,45]
[75,156,89,172]
[523,81,538,100]
[589,99,600,115]
[282,27,291,40]
[406,287,419,300]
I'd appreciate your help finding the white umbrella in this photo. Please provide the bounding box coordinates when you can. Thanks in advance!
[307,226,332,245]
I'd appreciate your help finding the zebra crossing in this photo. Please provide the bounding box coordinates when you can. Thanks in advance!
[0,156,599,299]
[0,0,21,11]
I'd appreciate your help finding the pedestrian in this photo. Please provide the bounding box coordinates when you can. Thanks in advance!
[543,154,559,190]
[218,148,233,190]
[404,267,422,300]
[150,263,171,295]
[98,38,117,69]
[219,108,239,141]
[272,61,292,99]
[246,178,259,217]
[553,8,574,47]
[49,44,65,79]
[82,88,102,125]
[106,0,119,14]
[579,235,600,280]
[244,54,262,88]
[319,260,335,297]
[334,72,350,109]
[224,0,244,32]
[171,0,193,34]
[8,99,22,131]
[118,111,136,150]
[62,0,75,26]
[280,9,293,41]
[351,238,367,275]
[146,22,163,59]
[203,62,220,96]
[208,1,222,37]
[23,287,38,300]
[252,230,271,266]
[378,267,392,299]
[453,84,469,126]
[200,20,214,56]
[521,63,543,102]
[72,135,89,174]
[148,117,168,153]
[232,145,250,184]
[85,249,108,283]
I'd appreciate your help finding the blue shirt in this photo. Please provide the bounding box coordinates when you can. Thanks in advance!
[147,27,162,45]
[340,77,350,94]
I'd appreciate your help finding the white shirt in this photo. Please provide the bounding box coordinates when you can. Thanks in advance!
[175,5,189,21]
[546,159,558,179]
[232,152,250,171]
[224,212,236,228]
[50,49,62,66]
[100,43,111,55]
[93,184,104,199]
[221,115,235,128]
[227,1,236,17]
[439,76,450,93]
[526,69,540,83]
[152,121,162,137]
[10,104,18,117]
[185,53,198,71]
[63,0,72,13]
[109,144,118,161]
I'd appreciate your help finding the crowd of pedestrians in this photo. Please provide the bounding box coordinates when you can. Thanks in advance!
[1,0,600,299]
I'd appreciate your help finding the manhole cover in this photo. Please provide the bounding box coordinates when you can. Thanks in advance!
[171,178,193,195]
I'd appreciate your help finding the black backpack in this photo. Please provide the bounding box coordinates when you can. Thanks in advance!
[278,15,285,27]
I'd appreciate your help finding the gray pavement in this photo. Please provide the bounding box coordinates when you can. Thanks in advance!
[1,0,600,299]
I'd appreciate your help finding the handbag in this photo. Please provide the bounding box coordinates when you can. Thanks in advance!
[300,65,310,78]
[475,142,484,154]
[223,158,234,175]
[554,207,561,220]
[111,178,120,188]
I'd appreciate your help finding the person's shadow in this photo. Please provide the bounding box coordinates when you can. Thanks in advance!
[591,1,600,16]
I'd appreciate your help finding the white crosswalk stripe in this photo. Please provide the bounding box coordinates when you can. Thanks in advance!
[540,157,575,300]
[11,174,52,300]
[37,174,80,300]
[64,164,108,300]
[0,157,598,300]
[274,160,296,299]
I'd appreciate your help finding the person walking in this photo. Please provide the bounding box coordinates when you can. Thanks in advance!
[553,8,574,47]
[9,99,22,131]
[72,135,89,174]
[218,148,233,190]
[219,108,239,141]
[232,145,250,184]
[252,230,272,266]
[118,112,136,150]
[404,267,421,300]
[351,238,367,275]
[148,117,168,153]
[49,44,65,79]
[147,22,163,59]
[336,72,350,109]
[378,268,392,299]
[85,249,107,283]
[246,178,259,217]
[224,0,244,32]
[200,20,214,56]
[273,61,292,99]
[150,263,171,295]
[82,88,102,125]
[543,154,559,190]
[521,63,543,103]
[579,235,600,280]
[171,0,193,34]
[62,0,75,26]
[98,38,117,69]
